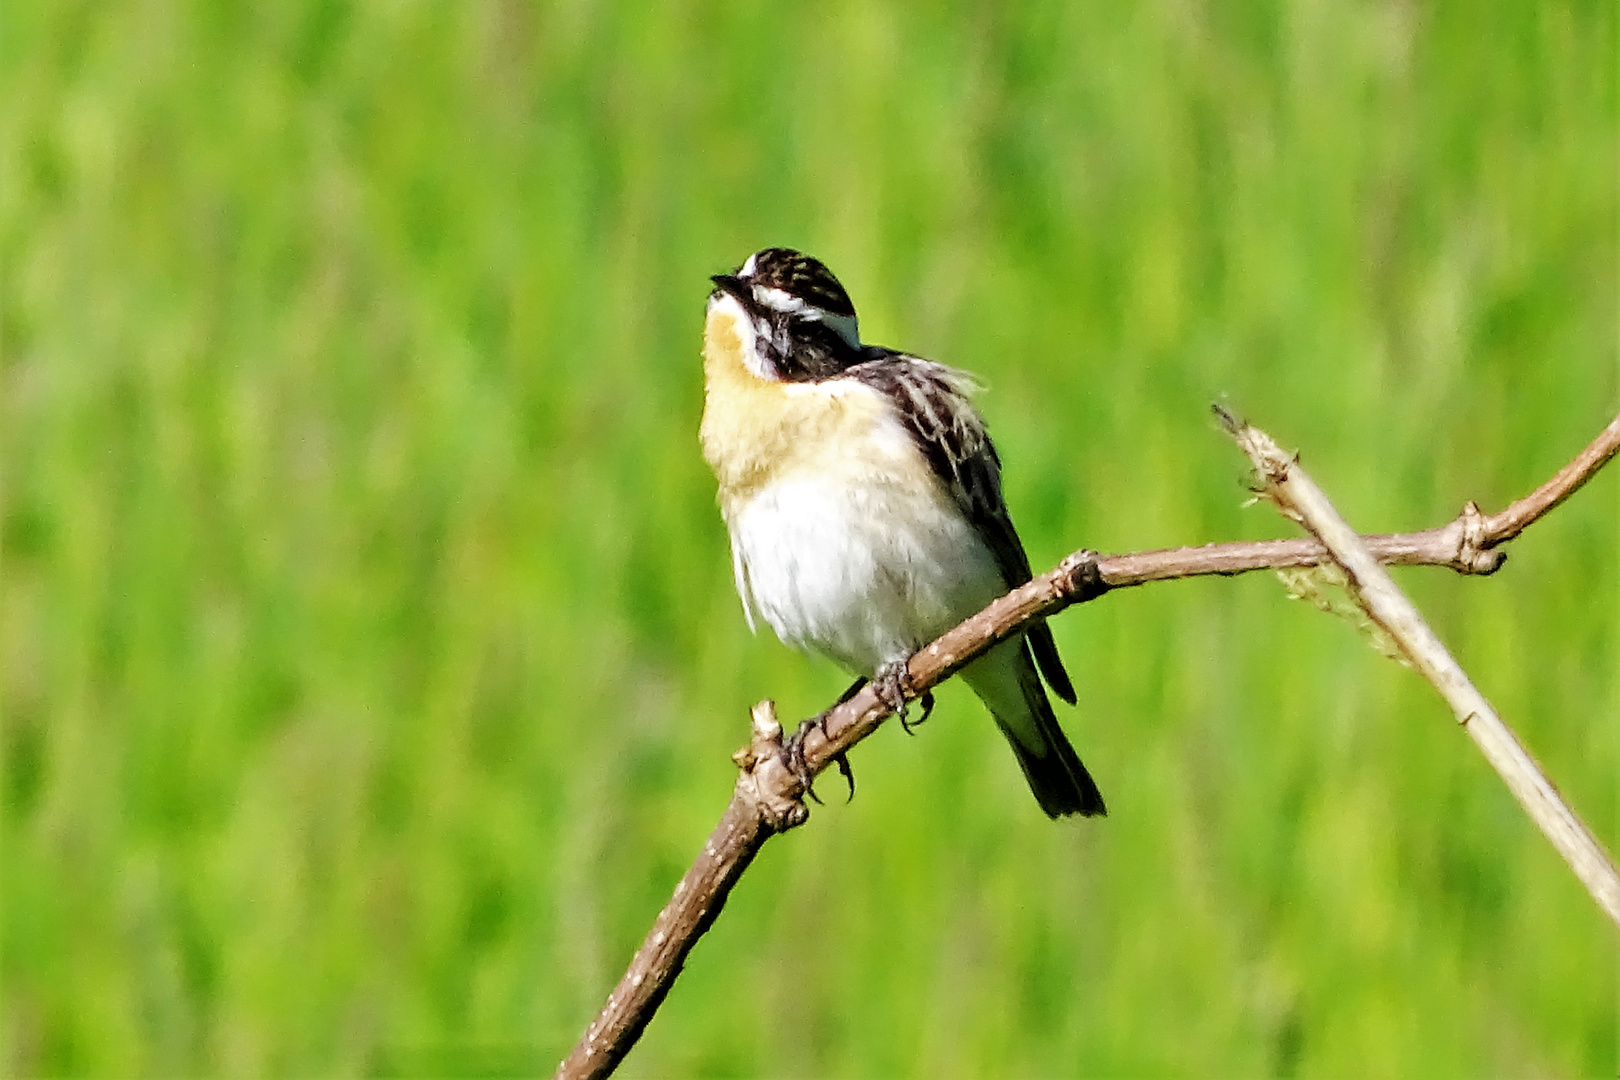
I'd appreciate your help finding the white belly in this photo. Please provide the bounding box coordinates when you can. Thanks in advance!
[726,459,1005,675]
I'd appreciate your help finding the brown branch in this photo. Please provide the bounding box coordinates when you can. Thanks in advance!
[1220,410,1620,926]
[555,410,1620,1080]
[1484,412,1620,542]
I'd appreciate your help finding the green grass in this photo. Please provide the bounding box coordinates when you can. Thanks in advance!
[3,2,1615,1076]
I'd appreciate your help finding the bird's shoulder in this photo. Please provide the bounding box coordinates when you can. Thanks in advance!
[840,347,996,486]
[838,348,1025,568]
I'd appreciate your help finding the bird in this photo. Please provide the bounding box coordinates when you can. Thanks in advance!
[698,247,1105,818]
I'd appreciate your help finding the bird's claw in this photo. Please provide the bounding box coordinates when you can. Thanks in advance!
[780,712,857,804]
[875,659,926,732]
[831,750,855,802]
[899,690,936,735]
[782,717,823,804]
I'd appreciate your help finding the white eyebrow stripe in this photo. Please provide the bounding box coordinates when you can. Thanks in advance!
[740,253,758,276]
[752,285,805,313]
[750,285,861,346]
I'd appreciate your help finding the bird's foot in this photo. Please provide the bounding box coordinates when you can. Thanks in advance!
[900,690,936,735]
[782,716,823,805]
[781,712,857,804]
[874,658,926,732]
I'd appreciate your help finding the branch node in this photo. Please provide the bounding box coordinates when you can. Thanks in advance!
[1057,549,1108,601]
[732,700,809,833]
[1453,500,1506,575]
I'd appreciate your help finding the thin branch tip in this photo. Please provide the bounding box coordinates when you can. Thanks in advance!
[1210,401,1243,435]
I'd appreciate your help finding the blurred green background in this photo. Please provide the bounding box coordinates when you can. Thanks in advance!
[3,1,1616,1076]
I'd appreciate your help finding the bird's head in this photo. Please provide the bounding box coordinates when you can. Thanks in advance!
[707,248,863,382]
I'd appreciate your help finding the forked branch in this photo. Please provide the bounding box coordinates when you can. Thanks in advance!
[1220,409,1620,924]
[556,411,1620,1080]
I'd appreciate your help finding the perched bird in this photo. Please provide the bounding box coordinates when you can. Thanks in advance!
[699,248,1105,818]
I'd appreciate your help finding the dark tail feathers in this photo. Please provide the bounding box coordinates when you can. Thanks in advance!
[996,646,1106,819]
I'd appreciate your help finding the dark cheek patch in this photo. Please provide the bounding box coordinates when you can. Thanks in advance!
[735,249,863,381]
[771,321,862,382]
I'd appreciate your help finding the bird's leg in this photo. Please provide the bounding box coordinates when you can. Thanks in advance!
[781,717,823,805]
[775,671,889,805]
[844,669,933,735]
[874,657,920,731]
[780,710,857,804]
[798,678,865,800]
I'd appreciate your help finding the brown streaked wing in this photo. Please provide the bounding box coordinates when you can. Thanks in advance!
[845,350,1077,704]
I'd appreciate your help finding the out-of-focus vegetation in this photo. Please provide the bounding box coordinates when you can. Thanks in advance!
[3,2,1615,1076]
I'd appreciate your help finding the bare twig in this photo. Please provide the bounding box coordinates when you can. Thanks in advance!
[556,410,1620,1080]
[1220,408,1620,926]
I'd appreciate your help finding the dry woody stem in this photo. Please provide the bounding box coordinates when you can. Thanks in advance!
[556,411,1620,1080]
[1220,409,1620,925]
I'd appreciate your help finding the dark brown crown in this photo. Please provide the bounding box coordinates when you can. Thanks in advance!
[741,248,857,319]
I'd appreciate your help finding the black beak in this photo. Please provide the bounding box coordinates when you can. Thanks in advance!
[710,273,753,306]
